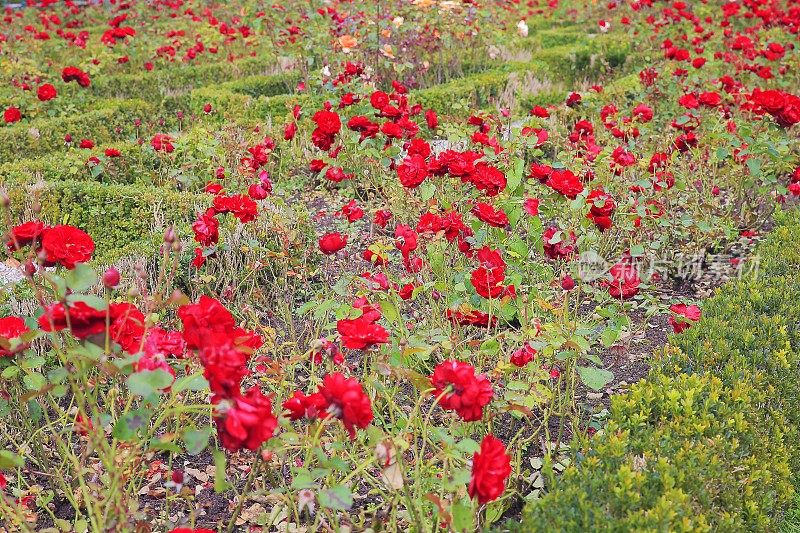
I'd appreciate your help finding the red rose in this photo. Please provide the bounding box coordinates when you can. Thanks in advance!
[3,106,21,124]
[394,224,418,258]
[468,434,511,504]
[336,299,389,350]
[469,163,507,197]
[109,303,146,354]
[431,360,493,421]
[283,121,297,140]
[61,66,91,87]
[213,194,258,223]
[213,386,277,451]
[316,372,374,439]
[192,209,219,246]
[319,232,347,255]
[370,91,389,110]
[542,226,577,261]
[608,259,640,299]
[40,225,94,269]
[471,202,509,228]
[37,84,57,101]
[39,301,131,339]
[668,303,702,333]
[547,169,584,198]
[6,221,48,251]
[510,343,536,367]
[586,188,616,231]
[177,295,237,351]
[397,154,429,189]
[0,316,29,357]
[151,133,174,153]
[312,110,341,135]
[425,108,438,129]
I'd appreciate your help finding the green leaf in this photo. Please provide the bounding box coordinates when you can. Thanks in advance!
[127,369,174,397]
[419,181,437,202]
[214,449,232,493]
[113,408,151,441]
[183,426,212,456]
[456,438,481,454]
[379,300,400,325]
[0,450,25,469]
[600,328,619,347]
[23,372,47,391]
[172,373,209,393]
[65,264,98,292]
[577,366,614,391]
[451,499,474,532]
[319,485,353,511]
[1,365,20,379]
[507,158,524,193]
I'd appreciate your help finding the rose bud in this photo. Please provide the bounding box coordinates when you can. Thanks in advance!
[103,267,121,288]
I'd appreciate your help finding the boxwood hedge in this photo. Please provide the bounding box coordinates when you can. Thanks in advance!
[520,209,800,532]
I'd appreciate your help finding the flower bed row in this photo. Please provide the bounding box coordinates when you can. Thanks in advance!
[519,208,800,531]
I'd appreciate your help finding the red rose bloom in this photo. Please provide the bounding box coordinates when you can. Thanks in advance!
[316,372,373,439]
[430,360,493,421]
[61,66,91,87]
[37,84,57,101]
[397,154,429,189]
[151,133,174,153]
[469,434,511,504]
[668,303,702,333]
[471,202,509,228]
[608,259,640,299]
[319,232,347,255]
[312,110,341,135]
[510,344,536,367]
[336,299,389,350]
[586,188,616,231]
[0,316,29,357]
[6,221,48,251]
[4,107,21,124]
[542,226,577,261]
[213,386,277,451]
[213,194,258,223]
[547,169,584,198]
[192,209,219,246]
[425,109,438,129]
[39,301,131,340]
[40,225,95,269]
[109,303,146,354]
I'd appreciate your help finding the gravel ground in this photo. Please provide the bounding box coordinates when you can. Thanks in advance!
[0,261,24,286]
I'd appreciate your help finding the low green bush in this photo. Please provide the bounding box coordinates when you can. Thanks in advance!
[0,99,153,162]
[520,210,800,532]
[3,180,204,264]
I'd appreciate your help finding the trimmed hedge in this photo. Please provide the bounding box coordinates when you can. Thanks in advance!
[0,99,153,162]
[520,209,800,531]
[81,54,277,101]
[3,180,204,264]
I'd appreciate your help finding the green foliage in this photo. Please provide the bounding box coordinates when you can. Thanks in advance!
[0,99,153,161]
[520,210,800,532]
[5,180,203,264]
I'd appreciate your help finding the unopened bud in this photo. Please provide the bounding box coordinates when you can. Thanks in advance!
[103,267,120,288]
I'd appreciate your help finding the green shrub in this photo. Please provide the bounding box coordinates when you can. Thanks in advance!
[520,209,800,532]
[3,180,204,264]
[0,99,153,162]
